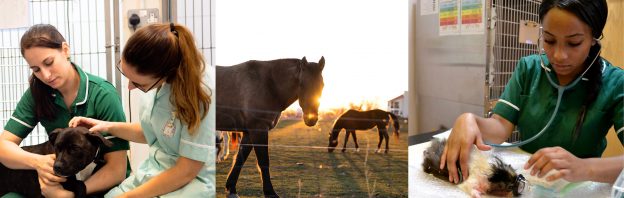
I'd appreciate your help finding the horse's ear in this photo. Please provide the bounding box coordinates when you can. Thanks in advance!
[302,56,307,63]
[318,56,325,70]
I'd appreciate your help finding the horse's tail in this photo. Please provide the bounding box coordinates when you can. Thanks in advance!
[387,112,400,139]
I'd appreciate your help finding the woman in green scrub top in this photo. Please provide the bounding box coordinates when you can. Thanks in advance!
[69,23,215,197]
[441,0,623,185]
[0,24,130,197]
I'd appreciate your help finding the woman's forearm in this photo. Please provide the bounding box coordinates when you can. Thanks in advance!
[586,155,624,183]
[84,150,128,194]
[123,157,203,198]
[0,132,40,170]
[474,114,514,144]
[107,122,146,143]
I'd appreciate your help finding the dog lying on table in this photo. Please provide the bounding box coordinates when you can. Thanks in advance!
[0,127,112,198]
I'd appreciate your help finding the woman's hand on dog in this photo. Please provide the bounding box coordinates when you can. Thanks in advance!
[35,154,71,197]
[69,116,111,133]
[524,146,587,182]
[39,179,73,198]
[440,113,492,184]
[35,154,67,184]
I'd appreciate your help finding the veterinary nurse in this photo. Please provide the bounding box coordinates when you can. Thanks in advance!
[69,23,215,197]
[0,24,130,197]
[441,0,623,185]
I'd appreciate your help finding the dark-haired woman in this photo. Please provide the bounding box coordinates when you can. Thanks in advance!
[69,23,214,197]
[0,24,130,197]
[441,0,623,185]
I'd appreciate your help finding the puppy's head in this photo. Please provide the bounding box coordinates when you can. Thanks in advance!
[48,127,113,177]
[487,156,525,196]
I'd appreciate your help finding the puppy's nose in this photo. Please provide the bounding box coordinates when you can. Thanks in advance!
[53,163,63,174]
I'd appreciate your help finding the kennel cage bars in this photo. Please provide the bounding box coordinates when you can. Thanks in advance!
[485,0,541,141]
[0,0,120,146]
[0,0,214,146]
[169,0,215,66]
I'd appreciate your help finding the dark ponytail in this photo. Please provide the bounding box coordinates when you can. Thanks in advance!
[20,24,67,121]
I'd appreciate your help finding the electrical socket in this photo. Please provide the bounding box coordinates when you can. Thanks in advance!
[127,8,160,31]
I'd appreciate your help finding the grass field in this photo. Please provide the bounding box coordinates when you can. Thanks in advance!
[217,118,409,197]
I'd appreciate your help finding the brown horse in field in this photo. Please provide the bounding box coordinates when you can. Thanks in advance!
[217,57,325,198]
[328,109,399,153]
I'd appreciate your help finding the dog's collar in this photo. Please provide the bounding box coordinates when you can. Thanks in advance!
[94,147,100,161]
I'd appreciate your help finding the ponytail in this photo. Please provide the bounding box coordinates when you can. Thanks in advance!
[170,24,211,135]
[123,23,211,135]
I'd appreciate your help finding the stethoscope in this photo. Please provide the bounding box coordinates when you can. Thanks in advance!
[486,27,602,148]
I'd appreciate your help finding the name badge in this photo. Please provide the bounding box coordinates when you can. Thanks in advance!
[163,112,176,138]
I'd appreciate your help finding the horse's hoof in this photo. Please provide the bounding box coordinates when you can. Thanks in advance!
[227,193,240,198]
[341,149,346,153]
[264,193,280,198]
[355,148,360,152]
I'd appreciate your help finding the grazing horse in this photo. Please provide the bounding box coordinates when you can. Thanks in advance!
[328,109,399,153]
[217,57,325,197]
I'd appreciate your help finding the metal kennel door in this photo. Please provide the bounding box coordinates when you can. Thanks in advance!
[485,0,541,115]
[485,0,541,141]
[0,0,121,146]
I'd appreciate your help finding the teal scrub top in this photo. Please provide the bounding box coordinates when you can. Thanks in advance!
[493,54,624,158]
[105,76,216,197]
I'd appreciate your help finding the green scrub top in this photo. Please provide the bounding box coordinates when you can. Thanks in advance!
[493,54,624,158]
[105,75,216,197]
[2,64,130,174]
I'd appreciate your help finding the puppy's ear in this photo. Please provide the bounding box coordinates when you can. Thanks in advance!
[84,131,114,148]
[49,128,63,145]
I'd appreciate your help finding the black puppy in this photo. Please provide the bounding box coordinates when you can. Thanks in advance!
[0,127,112,198]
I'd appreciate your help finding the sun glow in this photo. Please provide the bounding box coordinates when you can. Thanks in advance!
[217,0,407,116]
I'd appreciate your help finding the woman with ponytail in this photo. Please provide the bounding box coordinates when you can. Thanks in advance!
[69,23,215,197]
[440,0,624,185]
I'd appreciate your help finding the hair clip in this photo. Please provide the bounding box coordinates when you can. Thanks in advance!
[170,23,179,37]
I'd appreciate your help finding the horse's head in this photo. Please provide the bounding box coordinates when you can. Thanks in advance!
[327,129,339,153]
[298,56,325,126]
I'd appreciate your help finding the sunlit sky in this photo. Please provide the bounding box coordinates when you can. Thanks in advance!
[216,0,407,111]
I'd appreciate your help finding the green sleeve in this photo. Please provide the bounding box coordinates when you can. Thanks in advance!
[614,77,624,145]
[492,57,527,124]
[94,83,129,152]
[3,90,37,139]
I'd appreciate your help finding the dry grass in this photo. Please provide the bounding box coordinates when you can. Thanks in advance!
[217,119,408,197]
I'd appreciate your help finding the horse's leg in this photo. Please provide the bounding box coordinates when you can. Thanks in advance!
[342,130,351,153]
[352,131,359,152]
[250,131,279,197]
[383,128,390,154]
[376,127,384,153]
[226,132,253,195]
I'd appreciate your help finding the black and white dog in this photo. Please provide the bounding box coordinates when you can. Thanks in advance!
[0,127,112,198]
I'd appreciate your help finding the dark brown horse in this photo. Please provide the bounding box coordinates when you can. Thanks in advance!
[216,57,325,197]
[328,109,399,153]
